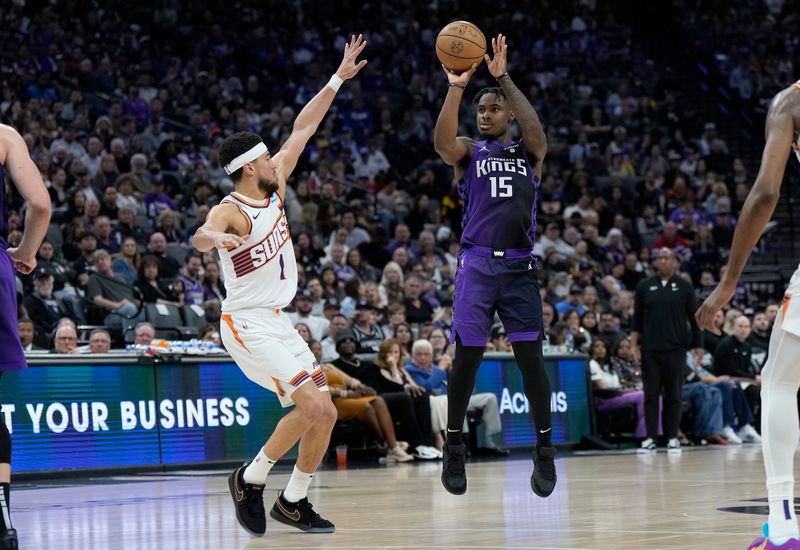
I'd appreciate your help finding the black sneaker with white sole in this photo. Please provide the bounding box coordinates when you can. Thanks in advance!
[228,462,266,536]
[441,443,467,495]
[269,491,335,533]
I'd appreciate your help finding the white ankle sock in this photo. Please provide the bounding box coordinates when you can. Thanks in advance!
[763,376,800,544]
[283,465,315,503]
[243,449,276,485]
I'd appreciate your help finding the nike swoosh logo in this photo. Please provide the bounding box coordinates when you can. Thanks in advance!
[277,499,302,521]
[235,471,245,501]
[539,428,552,433]
[252,213,260,219]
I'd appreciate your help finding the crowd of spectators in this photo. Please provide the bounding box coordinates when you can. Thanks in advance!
[2,0,788,447]
[681,0,796,112]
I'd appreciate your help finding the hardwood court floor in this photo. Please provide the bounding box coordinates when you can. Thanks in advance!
[11,445,777,549]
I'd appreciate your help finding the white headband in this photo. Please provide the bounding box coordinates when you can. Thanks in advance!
[224,142,268,175]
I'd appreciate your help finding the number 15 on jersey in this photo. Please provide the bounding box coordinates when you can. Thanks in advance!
[490,176,513,198]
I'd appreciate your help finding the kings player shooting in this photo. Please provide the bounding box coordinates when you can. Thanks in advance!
[433,34,556,497]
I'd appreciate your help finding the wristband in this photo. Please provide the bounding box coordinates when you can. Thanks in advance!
[496,73,510,81]
[449,83,465,89]
[327,74,344,92]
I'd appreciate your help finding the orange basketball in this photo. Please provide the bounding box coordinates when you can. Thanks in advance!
[436,21,486,73]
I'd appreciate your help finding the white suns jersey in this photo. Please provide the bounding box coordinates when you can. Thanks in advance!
[218,191,297,312]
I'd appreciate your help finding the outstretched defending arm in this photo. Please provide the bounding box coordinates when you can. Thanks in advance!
[695,86,796,333]
[274,34,368,188]
[433,63,478,169]
[0,124,51,274]
[191,203,249,253]
[485,34,547,175]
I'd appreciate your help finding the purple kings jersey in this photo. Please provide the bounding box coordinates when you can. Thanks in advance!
[458,140,540,250]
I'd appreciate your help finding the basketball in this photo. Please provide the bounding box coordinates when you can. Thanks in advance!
[436,21,486,73]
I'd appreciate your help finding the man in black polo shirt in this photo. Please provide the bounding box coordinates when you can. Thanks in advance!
[713,314,761,419]
[631,248,704,452]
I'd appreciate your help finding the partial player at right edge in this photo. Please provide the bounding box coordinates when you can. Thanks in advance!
[696,81,800,550]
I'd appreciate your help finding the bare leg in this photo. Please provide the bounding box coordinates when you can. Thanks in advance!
[295,392,337,473]
[262,383,335,463]
[0,465,8,484]
[295,397,338,473]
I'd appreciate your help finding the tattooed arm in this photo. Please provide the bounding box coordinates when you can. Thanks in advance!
[485,34,547,175]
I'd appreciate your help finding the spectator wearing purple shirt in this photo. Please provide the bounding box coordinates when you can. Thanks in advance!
[143,176,177,218]
[122,85,152,130]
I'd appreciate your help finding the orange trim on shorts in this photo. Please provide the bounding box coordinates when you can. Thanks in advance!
[272,377,286,397]
[781,292,792,326]
[289,371,311,387]
[221,314,251,353]
[311,368,327,388]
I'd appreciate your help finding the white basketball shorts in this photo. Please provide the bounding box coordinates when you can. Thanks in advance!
[221,308,328,407]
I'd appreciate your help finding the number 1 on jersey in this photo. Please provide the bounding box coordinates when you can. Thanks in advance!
[490,176,513,198]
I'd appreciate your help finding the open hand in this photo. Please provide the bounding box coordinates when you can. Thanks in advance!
[335,34,368,80]
[484,34,508,78]
[695,283,736,334]
[442,62,478,87]
[213,232,249,250]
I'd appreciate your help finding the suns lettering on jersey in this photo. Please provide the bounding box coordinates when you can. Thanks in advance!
[231,212,290,277]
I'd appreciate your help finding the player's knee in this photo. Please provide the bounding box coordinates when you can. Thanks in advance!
[321,399,338,425]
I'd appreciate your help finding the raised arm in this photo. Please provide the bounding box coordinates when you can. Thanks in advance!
[433,63,478,168]
[274,34,368,186]
[191,202,248,253]
[485,34,547,175]
[0,124,51,274]
[695,87,796,333]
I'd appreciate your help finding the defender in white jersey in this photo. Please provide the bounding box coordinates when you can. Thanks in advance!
[192,35,367,537]
[696,81,800,550]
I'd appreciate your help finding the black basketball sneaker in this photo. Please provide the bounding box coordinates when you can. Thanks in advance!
[0,528,17,550]
[228,462,266,535]
[441,442,467,495]
[269,491,335,533]
[531,445,557,497]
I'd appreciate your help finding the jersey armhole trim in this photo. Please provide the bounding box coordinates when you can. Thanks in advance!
[221,199,253,237]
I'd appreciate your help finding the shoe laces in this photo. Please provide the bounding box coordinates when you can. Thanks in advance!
[295,498,320,521]
[245,485,265,518]
[446,448,466,476]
